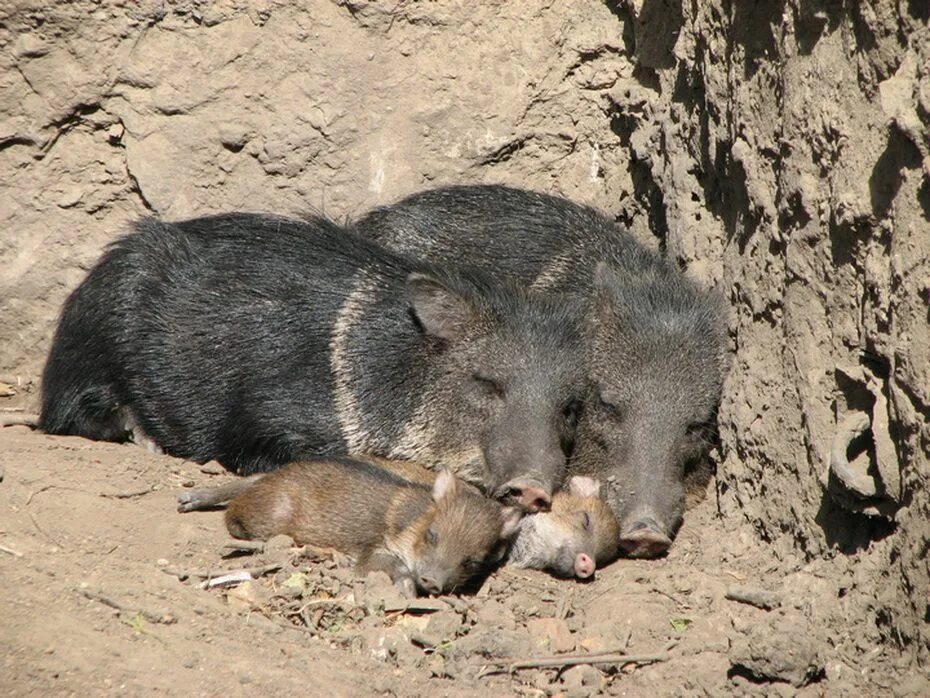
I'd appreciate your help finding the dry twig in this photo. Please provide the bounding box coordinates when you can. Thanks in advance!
[725,587,781,610]
[477,639,678,677]
[1,414,39,428]
[162,561,282,581]
[100,486,155,499]
[79,588,176,625]
[0,542,23,557]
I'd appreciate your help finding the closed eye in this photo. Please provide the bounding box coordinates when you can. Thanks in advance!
[463,558,488,574]
[581,511,592,531]
[597,390,626,420]
[562,399,582,426]
[473,374,505,398]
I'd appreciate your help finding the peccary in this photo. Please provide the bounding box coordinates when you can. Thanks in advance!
[180,456,521,596]
[356,459,621,578]
[39,213,585,511]
[180,456,618,580]
[507,475,619,579]
[356,185,729,556]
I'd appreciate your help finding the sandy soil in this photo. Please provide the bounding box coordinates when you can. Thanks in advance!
[1,382,923,696]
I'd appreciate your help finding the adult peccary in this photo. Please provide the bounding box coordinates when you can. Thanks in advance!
[180,456,521,596]
[179,456,618,580]
[39,213,585,511]
[356,185,729,556]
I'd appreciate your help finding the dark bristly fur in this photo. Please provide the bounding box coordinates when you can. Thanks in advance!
[39,213,585,504]
[356,185,729,556]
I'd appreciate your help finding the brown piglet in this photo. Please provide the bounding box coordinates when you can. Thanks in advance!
[506,476,620,579]
[178,456,521,596]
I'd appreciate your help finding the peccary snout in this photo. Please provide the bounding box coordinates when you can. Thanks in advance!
[618,515,673,558]
[495,478,552,512]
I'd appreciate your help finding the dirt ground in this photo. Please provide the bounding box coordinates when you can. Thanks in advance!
[1,382,925,697]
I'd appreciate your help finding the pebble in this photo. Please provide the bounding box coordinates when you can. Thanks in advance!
[527,617,575,653]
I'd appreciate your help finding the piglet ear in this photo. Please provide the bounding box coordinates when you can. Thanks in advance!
[567,476,600,498]
[499,506,524,539]
[432,468,459,502]
[407,273,476,341]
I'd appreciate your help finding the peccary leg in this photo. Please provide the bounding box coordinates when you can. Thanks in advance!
[176,476,263,513]
[356,548,416,597]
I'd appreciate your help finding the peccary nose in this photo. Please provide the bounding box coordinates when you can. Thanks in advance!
[574,553,595,579]
[497,480,552,513]
[619,518,672,558]
[418,575,443,596]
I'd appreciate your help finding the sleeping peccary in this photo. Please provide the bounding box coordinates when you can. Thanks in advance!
[180,455,520,596]
[357,185,729,556]
[179,455,618,581]
[39,213,586,511]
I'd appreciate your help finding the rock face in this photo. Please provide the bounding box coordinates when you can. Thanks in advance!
[614,0,929,656]
[1,0,927,664]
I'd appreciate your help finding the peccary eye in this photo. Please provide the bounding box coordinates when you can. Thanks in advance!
[581,511,592,531]
[426,526,438,545]
[685,422,706,438]
[562,399,581,426]
[472,374,505,399]
[597,390,625,419]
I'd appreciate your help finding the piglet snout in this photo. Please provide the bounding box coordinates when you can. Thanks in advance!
[574,552,595,579]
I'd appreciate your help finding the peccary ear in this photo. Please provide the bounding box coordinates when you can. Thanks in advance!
[567,476,600,498]
[591,261,619,324]
[432,468,459,502]
[407,273,476,341]
[499,506,524,539]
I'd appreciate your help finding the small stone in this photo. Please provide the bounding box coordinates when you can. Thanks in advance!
[156,558,169,567]
[561,664,602,690]
[579,635,611,653]
[14,34,48,58]
[107,123,124,145]
[357,626,416,664]
[360,571,408,613]
[474,599,517,630]
[454,627,529,658]
[409,610,462,648]
[199,461,225,475]
[218,122,250,151]
[729,612,824,687]
[894,673,930,697]
[427,653,450,678]
[527,617,575,653]
[225,581,269,612]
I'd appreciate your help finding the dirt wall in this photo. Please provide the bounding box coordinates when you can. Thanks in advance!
[613,0,929,657]
[2,0,928,679]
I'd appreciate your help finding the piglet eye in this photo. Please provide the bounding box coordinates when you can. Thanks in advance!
[463,558,485,574]
[581,511,592,531]
[473,374,505,398]
[426,527,438,545]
